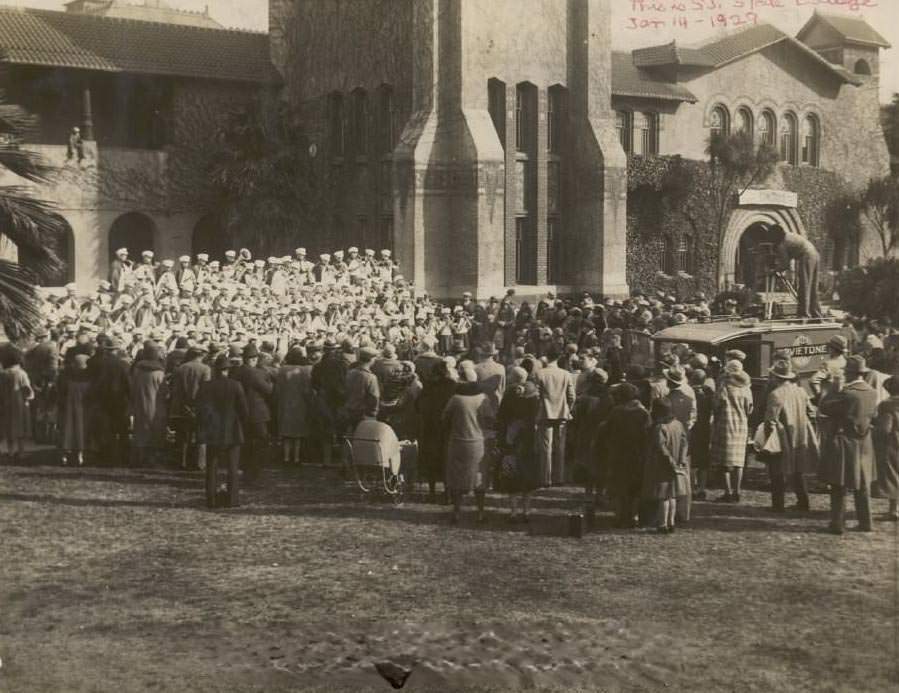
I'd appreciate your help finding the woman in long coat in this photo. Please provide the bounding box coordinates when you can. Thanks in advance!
[442,361,491,524]
[130,345,166,466]
[873,376,899,521]
[58,353,91,466]
[602,382,651,528]
[496,367,541,522]
[275,347,312,464]
[570,369,613,520]
[710,366,754,503]
[416,359,457,502]
[0,350,34,461]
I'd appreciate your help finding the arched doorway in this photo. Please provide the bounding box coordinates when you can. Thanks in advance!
[19,215,75,287]
[109,212,156,262]
[192,214,231,261]
[720,204,807,288]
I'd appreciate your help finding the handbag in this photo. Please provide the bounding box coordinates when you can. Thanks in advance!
[753,423,782,455]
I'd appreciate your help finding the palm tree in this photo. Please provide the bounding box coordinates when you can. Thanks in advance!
[0,92,67,339]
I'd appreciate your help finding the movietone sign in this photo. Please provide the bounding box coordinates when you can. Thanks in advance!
[739,189,799,208]
[787,335,828,369]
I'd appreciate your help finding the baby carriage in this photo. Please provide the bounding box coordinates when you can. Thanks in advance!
[343,418,407,503]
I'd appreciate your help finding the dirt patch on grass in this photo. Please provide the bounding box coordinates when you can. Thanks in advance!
[2,461,898,692]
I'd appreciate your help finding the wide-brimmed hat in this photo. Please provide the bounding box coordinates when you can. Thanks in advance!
[242,343,259,359]
[664,367,685,385]
[769,360,797,380]
[845,354,870,375]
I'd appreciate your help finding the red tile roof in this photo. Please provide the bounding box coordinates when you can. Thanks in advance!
[696,22,862,85]
[611,52,698,103]
[0,5,274,83]
[797,11,890,49]
[632,41,716,68]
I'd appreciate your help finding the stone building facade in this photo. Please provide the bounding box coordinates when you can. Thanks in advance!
[612,12,891,294]
[270,0,628,299]
[0,4,271,290]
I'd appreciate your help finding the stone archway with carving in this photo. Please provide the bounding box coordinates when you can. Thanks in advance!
[719,205,807,288]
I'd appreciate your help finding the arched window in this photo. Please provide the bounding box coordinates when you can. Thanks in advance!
[735,107,753,138]
[328,92,345,157]
[661,236,675,275]
[109,211,156,263]
[351,88,368,155]
[710,105,729,139]
[801,114,820,167]
[488,78,506,149]
[616,111,632,154]
[19,215,75,287]
[780,112,797,165]
[854,59,872,76]
[759,110,776,148]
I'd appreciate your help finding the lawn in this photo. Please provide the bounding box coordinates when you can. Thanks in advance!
[1,456,897,693]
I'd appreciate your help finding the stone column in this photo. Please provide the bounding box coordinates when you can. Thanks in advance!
[82,83,95,141]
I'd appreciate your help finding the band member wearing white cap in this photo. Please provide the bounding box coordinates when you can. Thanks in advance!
[176,255,196,294]
[156,259,178,297]
[269,257,288,298]
[377,249,395,282]
[194,253,210,287]
[133,250,157,285]
[109,247,131,293]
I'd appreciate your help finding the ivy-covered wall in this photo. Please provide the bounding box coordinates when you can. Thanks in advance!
[625,155,857,300]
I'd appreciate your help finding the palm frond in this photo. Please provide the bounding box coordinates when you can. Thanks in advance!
[0,143,55,184]
[0,259,44,338]
[0,186,64,272]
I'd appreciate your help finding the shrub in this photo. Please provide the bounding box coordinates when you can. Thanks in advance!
[837,258,899,322]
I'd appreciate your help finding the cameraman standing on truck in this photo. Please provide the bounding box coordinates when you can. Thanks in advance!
[771,225,823,319]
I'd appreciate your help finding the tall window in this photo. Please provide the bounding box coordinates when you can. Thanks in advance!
[617,111,632,155]
[488,78,506,149]
[351,88,368,155]
[710,105,729,139]
[329,92,345,157]
[677,234,693,274]
[759,110,776,147]
[379,84,397,154]
[547,217,561,284]
[736,107,753,138]
[780,112,797,165]
[661,236,675,275]
[633,112,657,155]
[801,114,820,167]
[515,83,538,154]
[515,218,537,285]
[548,86,565,154]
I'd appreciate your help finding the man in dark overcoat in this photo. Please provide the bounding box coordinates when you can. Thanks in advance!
[230,343,273,484]
[86,336,131,465]
[819,355,879,534]
[197,354,248,508]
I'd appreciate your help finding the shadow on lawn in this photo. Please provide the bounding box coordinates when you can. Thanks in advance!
[12,470,201,489]
[0,492,197,511]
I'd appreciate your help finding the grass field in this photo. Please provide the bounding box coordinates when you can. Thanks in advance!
[2,455,898,693]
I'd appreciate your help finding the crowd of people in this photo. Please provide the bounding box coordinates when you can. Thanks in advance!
[1,245,898,534]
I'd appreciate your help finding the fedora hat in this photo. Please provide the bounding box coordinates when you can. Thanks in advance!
[845,354,870,375]
[726,370,751,388]
[242,343,259,359]
[664,367,685,385]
